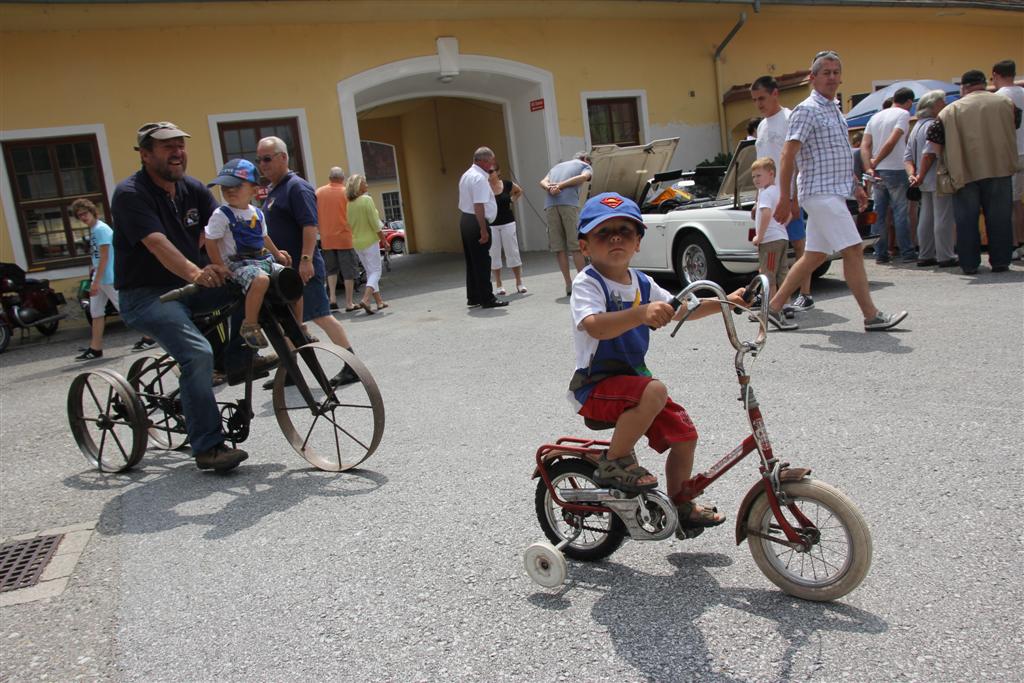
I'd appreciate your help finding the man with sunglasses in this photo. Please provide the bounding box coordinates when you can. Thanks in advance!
[112,122,274,471]
[769,51,908,332]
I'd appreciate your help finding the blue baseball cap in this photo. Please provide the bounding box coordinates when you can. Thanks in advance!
[578,192,646,237]
[208,158,259,187]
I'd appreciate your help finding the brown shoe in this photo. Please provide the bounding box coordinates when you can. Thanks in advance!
[195,444,248,471]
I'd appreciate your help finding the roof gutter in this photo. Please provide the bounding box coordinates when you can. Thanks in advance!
[712,6,753,154]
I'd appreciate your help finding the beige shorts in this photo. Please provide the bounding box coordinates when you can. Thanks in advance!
[757,239,790,293]
[546,205,581,252]
[1013,154,1024,201]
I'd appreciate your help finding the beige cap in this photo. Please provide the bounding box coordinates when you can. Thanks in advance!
[135,121,191,150]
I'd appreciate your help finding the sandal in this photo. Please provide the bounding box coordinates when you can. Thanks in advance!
[239,322,268,349]
[676,500,726,529]
[517,285,528,294]
[495,287,507,296]
[344,305,360,312]
[375,302,389,312]
[593,450,657,493]
[360,301,374,315]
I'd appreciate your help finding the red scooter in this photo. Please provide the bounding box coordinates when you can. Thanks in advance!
[0,262,67,353]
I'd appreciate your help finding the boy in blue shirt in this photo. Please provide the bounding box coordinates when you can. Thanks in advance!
[569,193,744,530]
[72,198,117,361]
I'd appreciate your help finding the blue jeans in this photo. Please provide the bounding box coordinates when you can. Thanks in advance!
[871,169,915,259]
[952,176,1014,272]
[119,285,247,454]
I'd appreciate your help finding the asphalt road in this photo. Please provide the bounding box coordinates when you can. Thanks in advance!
[1,252,1021,682]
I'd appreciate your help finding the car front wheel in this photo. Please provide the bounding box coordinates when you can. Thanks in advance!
[675,232,727,285]
[390,237,405,255]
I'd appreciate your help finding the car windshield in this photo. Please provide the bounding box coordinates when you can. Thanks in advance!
[715,142,758,206]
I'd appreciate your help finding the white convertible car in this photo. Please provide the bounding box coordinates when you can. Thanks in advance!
[586,138,878,285]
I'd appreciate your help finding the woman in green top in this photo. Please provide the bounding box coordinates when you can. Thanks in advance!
[345,174,388,314]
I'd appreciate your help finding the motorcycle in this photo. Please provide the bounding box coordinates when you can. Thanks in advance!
[0,262,68,353]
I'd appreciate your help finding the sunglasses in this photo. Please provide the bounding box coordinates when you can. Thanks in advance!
[592,225,639,242]
[257,153,280,164]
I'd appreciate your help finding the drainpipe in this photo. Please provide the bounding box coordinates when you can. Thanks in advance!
[713,10,749,154]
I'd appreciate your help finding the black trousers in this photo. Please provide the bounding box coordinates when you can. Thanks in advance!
[460,212,495,305]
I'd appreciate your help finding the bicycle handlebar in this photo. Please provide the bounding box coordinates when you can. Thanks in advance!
[159,283,200,303]
[670,273,770,352]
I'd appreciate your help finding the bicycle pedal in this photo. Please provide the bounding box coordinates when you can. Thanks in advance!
[675,526,705,541]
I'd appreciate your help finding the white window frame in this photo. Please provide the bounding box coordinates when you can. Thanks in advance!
[0,123,115,279]
[207,108,316,185]
[580,90,649,150]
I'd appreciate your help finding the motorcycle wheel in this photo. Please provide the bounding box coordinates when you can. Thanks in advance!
[36,320,59,336]
[746,479,872,602]
[0,324,10,353]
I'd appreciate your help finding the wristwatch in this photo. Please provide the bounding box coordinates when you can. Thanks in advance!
[300,254,312,262]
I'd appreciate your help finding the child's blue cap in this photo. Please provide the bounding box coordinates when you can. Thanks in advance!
[578,192,646,238]
[208,158,259,187]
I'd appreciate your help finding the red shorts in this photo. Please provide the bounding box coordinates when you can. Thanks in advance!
[578,375,698,453]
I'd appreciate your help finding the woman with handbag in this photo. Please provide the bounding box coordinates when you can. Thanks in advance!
[905,90,958,268]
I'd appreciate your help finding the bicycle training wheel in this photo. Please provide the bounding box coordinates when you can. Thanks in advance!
[746,478,872,602]
[272,343,384,472]
[67,369,148,473]
[127,354,189,450]
[534,458,626,561]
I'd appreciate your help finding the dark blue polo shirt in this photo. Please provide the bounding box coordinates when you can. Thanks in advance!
[264,172,325,278]
[111,169,217,289]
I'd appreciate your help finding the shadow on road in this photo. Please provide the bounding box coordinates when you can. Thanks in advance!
[63,452,387,541]
[528,552,887,682]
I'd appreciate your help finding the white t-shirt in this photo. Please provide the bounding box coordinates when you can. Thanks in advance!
[457,164,498,223]
[204,204,267,262]
[996,85,1024,155]
[754,184,789,243]
[864,107,911,171]
[755,107,791,168]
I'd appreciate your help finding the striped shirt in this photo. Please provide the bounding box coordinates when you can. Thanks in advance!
[786,89,855,200]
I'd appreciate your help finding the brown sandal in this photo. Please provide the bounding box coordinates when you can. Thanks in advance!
[593,450,657,493]
[676,500,726,529]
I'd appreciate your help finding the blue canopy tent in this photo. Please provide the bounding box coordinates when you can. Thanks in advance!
[846,80,960,128]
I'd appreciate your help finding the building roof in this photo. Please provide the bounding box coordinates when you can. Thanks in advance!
[723,70,812,105]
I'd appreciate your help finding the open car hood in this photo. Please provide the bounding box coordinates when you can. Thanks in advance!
[586,138,679,204]
[716,139,757,206]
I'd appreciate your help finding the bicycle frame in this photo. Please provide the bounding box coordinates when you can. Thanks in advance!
[535,275,814,548]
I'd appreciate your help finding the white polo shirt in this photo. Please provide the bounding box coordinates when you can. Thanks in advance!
[458,164,497,223]
[864,106,911,171]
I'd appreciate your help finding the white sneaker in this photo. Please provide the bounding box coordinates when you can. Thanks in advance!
[864,310,908,331]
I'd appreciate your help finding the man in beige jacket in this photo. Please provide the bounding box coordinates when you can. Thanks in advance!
[926,69,1020,274]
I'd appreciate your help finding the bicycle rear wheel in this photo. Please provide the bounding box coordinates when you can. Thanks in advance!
[127,354,188,450]
[272,343,384,471]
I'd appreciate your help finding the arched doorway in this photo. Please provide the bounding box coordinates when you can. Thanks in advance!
[337,55,560,253]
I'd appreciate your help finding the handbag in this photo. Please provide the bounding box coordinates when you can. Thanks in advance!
[906,185,922,201]
[935,159,956,195]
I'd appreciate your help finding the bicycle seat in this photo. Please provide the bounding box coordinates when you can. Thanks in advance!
[584,418,615,431]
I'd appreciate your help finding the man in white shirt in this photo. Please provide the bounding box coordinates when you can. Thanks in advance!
[992,59,1024,259]
[862,87,916,263]
[458,146,507,308]
[751,75,813,310]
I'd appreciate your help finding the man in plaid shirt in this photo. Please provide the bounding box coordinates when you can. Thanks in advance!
[766,51,908,332]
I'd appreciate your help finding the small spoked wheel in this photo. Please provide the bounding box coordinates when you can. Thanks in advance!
[127,354,188,450]
[535,458,627,561]
[746,479,873,601]
[272,343,384,472]
[67,369,148,472]
[524,541,568,588]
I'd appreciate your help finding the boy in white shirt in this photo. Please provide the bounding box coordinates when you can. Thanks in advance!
[568,192,745,533]
[751,158,791,295]
[204,159,293,348]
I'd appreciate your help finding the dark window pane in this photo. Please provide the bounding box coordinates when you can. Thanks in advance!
[240,128,256,151]
[30,146,52,171]
[75,141,94,164]
[24,171,58,199]
[223,129,240,155]
[11,147,31,173]
[56,143,76,169]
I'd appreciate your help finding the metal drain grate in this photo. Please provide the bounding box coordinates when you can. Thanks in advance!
[0,534,64,592]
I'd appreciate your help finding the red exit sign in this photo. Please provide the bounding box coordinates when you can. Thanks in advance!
[529,98,545,112]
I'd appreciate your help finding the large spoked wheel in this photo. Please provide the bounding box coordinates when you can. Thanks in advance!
[534,458,627,561]
[67,369,148,473]
[746,479,872,602]
[127,355,188,450]
[273,343,384,472]
[0,324,10,353]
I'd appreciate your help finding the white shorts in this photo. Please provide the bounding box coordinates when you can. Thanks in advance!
[802,194,863,255]
[90,282,119,317]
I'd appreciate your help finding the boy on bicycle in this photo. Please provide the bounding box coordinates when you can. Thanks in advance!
[569,192,744,530]
[205,159,293,348]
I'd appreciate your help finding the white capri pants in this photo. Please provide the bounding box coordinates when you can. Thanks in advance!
[90,282,120,318]
[488,221,522,269]
[356,243,383,292]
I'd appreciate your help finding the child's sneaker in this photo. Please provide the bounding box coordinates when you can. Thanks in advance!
[790,294,814,311]
[864,310,908,331]
[131,337,157,352]
[74,348,103,361]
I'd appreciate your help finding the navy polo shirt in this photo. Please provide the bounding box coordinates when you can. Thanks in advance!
[111,169,217,290]
[264,172,325,277]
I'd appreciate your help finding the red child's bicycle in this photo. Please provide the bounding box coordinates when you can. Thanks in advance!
[525,274,872,602]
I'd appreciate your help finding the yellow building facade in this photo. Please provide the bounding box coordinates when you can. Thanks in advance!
[1,0,1021,299]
